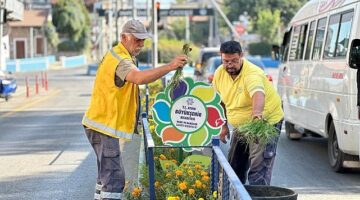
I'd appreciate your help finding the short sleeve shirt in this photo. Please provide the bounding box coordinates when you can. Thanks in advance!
[212,59,283,126]
[115,58,137,87]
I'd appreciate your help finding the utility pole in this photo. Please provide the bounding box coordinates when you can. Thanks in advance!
[0,0,4,70]
[209,0,240,40]
[208,16,214,47]
[185,14,190,43]
[115,0,119,42]
[151,0,158,68]
[108,0,113,48]
[132,0,136,18]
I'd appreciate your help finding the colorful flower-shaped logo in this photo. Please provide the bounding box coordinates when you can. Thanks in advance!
[152,78,226,152]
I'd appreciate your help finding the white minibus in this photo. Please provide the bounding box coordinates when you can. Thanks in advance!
[277,0,360,172]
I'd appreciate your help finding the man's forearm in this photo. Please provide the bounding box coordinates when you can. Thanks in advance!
[252,92,265,117]
[137,64,174,84]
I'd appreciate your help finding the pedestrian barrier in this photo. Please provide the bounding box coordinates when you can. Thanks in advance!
[6,56,56,72]
[141,113,252,200]
[61,55,87,68]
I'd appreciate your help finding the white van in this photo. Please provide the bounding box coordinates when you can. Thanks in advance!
[277,0,360,172]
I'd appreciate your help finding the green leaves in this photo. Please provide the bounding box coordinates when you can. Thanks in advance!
[168,44,192,99]
[235,119,278,146]
[52,0,91,51]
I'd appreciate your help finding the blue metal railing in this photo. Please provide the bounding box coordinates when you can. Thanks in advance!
[141,114,252,200]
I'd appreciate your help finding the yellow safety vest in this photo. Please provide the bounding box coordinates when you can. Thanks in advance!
[82,43,139,141]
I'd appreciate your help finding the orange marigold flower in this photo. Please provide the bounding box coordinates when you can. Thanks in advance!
[213,191,217,198]
[201,175,210,182]
[166,172,172,178]
[178,182,187,190]
[187,170,194,176]
[195,164,202,170]
[188,188,195,195]
[131,187,142,197]
[195,180,202,188]
[155,181,161,188]
[165,163,170,169]
[175,170,183,176]
[171,159,177,164]
[159,154,167,160]
[200,171,208,176]
[167,196,180,200]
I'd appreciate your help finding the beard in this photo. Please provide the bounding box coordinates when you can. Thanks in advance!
[226,68,241,76]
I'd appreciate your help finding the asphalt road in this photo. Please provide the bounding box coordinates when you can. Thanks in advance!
[0,67,359,200]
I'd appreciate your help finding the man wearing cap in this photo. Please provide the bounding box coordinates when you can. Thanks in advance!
[82,19,187,200]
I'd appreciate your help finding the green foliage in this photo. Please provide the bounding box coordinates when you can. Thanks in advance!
[169,18,186,40]
[248,42,272,56]
[223,0,307,27]
[138,39,199,64]
[52,0,91,51]
[255,9,281,43]
[168,19,209,46]
[235,119,278,146]
[44,21,59,48]
[168,44,191,99]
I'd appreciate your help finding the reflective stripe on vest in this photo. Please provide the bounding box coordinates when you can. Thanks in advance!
[110,48,123,62]
[83,116,133,140]
[100,191,122,199]
[95,183,102,191]
[94,193,100,200]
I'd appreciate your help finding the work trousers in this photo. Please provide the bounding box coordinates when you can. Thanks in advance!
[228,120,283,185]
[84,126,125,200]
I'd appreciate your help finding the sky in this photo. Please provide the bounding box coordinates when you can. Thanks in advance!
[136,0,176,8]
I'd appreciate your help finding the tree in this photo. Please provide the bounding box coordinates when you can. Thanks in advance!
[255,9,281,43]
[223,0,307,27]
[52,0,91,51]
[44,21,59,48]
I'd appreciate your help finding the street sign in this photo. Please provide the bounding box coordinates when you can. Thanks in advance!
[98,8,214,17]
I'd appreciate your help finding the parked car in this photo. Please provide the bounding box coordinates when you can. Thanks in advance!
[195,47,220,76]
[204,56,273,83]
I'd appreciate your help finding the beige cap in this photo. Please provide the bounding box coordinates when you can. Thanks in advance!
[122,19,151,39]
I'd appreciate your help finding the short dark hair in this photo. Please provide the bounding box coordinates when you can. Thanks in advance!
[220,41,242,54]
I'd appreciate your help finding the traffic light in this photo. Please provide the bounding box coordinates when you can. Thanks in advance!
[156,2,160,22]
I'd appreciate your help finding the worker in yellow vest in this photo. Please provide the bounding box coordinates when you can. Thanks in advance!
[82,19,187,200]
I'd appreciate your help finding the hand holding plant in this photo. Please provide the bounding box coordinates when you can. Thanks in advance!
[234,118,278,146]
[168,44,192,99]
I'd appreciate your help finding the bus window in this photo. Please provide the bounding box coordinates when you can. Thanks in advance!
[296,24,308,60]
[289,24,307,61]
[336,11,353,57]
[323,11,354,59]
[324,14,341,59]
[281,28,292,62]
[304,21,316,60]
[289,26,301,61]
[312,17,327,60]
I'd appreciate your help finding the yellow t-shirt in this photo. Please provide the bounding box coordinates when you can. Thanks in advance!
[212,59,283,126]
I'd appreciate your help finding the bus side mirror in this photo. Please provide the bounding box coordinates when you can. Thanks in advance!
[349,39,360,69]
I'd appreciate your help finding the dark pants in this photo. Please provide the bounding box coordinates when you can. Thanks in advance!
[228,120,283,185]
[84,126,125,200]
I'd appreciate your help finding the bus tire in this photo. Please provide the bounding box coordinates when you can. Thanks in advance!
[285,121,302,140]
[328,121,345,172]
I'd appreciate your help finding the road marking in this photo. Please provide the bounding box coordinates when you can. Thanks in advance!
[0,89,61,119]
